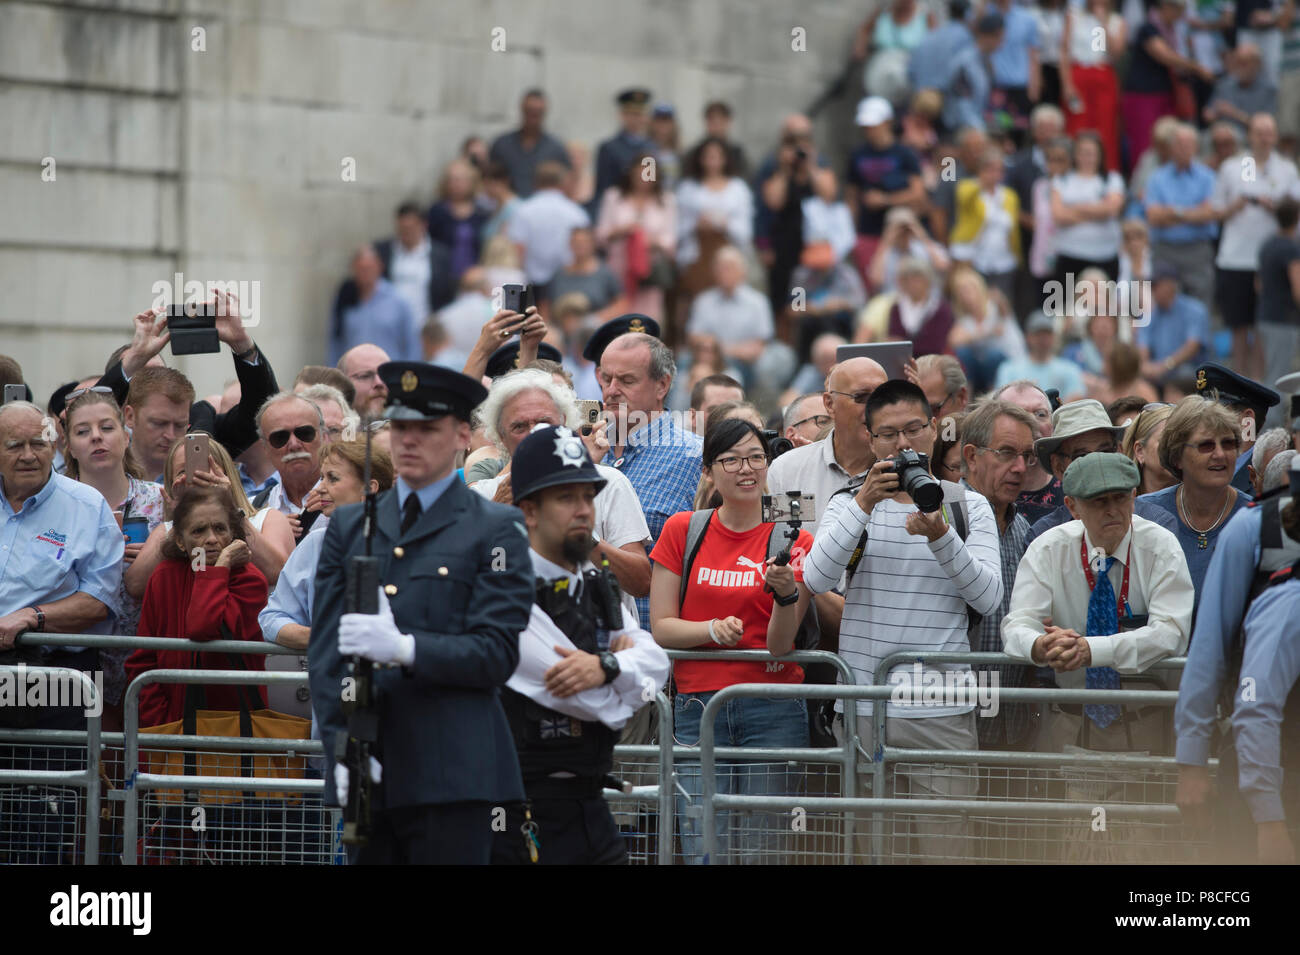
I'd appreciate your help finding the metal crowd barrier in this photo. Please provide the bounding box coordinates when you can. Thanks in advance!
[0,665,102,864]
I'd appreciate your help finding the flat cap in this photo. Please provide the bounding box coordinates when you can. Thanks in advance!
[1063,452,1140,500]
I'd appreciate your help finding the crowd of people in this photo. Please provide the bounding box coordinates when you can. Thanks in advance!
[5,0,1300,864]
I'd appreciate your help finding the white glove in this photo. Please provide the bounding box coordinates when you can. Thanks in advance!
[334,756,383,806]
[338,586,416,666]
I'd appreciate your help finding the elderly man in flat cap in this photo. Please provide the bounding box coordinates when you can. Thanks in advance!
[1003,452,1194,755]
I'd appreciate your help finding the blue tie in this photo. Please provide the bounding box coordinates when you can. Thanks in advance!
[1084,556,1122,730]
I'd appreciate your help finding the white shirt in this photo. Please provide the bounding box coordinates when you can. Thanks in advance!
[765,429,869,539]
[389,236,433,325]
[506,550,670,730]
[471,463,649,621]
[507,189,591,285]
[686,284,774,345]
[1001,515,1193,686]
[1051,171,1125,261]
[951,187,1017,274]
[436,291,494,358]
[1213,152,1300,270]
[675,178,754,266]
[803,483,1004,719]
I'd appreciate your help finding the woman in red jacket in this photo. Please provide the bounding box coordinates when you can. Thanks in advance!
[126,486,269,727]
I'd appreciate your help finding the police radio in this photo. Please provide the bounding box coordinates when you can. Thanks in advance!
[338,422,381,845]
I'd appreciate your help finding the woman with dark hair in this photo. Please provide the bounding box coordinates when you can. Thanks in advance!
[932,411,967,484]
[125,486,269,727]
[1051,130,1125,285]
[649,418,813,864]
[595,152,678,321]
[675,136,754,285]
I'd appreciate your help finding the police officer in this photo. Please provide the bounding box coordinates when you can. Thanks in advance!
[591,89,654,217]
[308,362,534,865]
[1193,361,1281,495]
[491,424,669,865]
[1175,454,1300,860]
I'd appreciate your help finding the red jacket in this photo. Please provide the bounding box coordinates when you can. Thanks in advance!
[126,560,269,727]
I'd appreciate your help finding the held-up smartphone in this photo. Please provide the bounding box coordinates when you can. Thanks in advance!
[2,384,25,404]
[502,284,534,317]
[167,301,221,355]
[762,492,817,526]
[577,400,603,431]
[122,516,150,545]
[184,433,210,480]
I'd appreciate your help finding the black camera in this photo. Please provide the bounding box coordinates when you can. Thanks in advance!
[167,302,221,355]
[762,429,794,460]
[885,449,943,512]
[794,146,809,162]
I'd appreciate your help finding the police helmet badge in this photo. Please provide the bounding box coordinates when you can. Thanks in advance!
[1196,369,1207,391]
[552,427,587,469]
[401,370,418,392]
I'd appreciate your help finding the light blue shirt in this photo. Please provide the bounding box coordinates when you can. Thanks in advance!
[1233,577,1300,823]
[993,355,1085,398]
[0,472,124,639]
[328,278,421,366]
[396,472,457,514]
[1135,294,1210,364]
[1174,505,1262,766]
[1145,161,1220,244]
[260,524,326,643]
[990,4,1041,88]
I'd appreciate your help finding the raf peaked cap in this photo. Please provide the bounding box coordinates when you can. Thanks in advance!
[378,362,487,422]
[1194,361,1280,414]
[485,341,564,379]
[581,313,661,364]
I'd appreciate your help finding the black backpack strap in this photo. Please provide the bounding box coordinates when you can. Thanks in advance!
[678,509,715,611]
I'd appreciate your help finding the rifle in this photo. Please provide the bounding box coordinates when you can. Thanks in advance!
[337,423,380,845]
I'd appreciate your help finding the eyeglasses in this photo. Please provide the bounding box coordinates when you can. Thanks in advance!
[976,446,1037,467]
[1063,443,1117,463]
[828,389,873,405]
[1184,436,1241,455]
[871,421,930,443]
[715,453,770,472]
[791,414,831,431]
[348,370,381,383]
[266,425,318,449]
[930,391,959,418]
[66,385,114,403]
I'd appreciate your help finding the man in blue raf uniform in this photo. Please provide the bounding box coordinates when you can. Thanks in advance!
[492,425,669,864]
[591,89,654,218]
[1193,361,1281,496]
[309,361,534,864]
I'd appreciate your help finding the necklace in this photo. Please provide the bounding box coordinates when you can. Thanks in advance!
[1177,485,1234,550]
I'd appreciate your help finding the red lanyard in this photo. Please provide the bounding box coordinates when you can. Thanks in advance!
[1079,537,1129,618]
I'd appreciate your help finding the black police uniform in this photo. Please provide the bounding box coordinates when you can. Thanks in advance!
[489,425,631,865]
[309,362,534,865]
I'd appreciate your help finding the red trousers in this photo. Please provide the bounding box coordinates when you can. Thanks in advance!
[1066,64,1121,173]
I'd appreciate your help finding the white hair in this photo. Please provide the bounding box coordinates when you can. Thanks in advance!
[1253,427,1291,473]
[1264,449,1296,493]
[297,383,360,436]
[255,392,325,438]
[475,368,580,454]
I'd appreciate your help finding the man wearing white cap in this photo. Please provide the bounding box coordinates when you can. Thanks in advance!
[845,96,925,281]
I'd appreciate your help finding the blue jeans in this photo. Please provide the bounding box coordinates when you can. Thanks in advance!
[673,691,808,864]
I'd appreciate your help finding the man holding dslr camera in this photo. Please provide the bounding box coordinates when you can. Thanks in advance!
[804,379,1002,861]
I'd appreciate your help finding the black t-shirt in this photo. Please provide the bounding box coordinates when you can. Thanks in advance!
[1257,234,1300,326]
[1235,0,1276,31]
[1124,23,1173,94]
[846,142,921,236]
[1015,476,1064,526]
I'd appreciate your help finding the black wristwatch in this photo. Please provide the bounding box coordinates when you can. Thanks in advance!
[772,589,799,607]
[598,651,621,684]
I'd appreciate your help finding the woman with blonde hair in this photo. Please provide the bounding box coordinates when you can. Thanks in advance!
[124,432,295,599]
[1122,402,1176,496]
[947,266,1026,393]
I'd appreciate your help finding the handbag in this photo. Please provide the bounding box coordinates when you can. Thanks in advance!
[139,641,313,806]
[1169,68,1197,120]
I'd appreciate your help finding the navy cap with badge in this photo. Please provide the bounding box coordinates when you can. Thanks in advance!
[511,424,608,504]
[484,341,564,380]
[1194,361,1280,417]
[581,313,662,365]
[378,361,487,422]
[616,88,652,108]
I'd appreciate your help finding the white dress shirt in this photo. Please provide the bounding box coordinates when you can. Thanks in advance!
[507,550,670,730]
[1001,515,1193,686]
[388,235,433,323]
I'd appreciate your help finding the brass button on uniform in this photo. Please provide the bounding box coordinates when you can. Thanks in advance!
[384,584,398,596]
[393,547,405,559]
[438,566,449,576]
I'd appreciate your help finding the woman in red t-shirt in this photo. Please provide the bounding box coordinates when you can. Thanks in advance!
[649,418,813,863]
[126,486,268,727]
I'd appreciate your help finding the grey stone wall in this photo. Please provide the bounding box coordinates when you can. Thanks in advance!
[2,0,865,399]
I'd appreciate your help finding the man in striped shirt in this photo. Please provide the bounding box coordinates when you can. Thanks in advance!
[805,380,1003,861]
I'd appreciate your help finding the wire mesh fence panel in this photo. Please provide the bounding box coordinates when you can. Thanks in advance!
[135,789,335,865]
[609,750,661,865]
[0,741,89,864]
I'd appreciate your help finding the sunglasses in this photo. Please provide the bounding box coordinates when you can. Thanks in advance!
[1184,436,1241,455]
[66,385,114,403]
[266,425,318,449]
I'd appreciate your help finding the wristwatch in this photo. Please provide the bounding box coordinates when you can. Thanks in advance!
[598,651,621,684]
[772,589,799,607]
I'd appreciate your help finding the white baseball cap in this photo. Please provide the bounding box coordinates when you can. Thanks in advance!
[855,96,894,128]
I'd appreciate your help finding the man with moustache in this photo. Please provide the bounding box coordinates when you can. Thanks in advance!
[252,393,328,540]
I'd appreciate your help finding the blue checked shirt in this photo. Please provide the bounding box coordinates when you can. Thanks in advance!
[605,411,703,627]
[1145,161,1219,245]
[963,481,1033,748]
[0,472,124,645]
